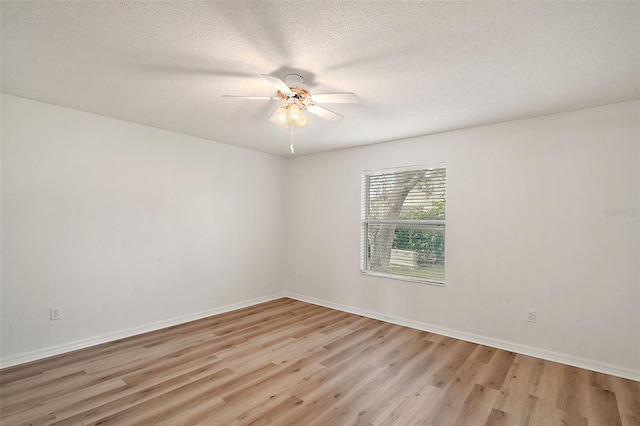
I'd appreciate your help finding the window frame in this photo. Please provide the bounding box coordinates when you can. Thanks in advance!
[360,164,446,286]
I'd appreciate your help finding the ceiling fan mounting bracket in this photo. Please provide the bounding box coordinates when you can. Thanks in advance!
[285,74,304,84]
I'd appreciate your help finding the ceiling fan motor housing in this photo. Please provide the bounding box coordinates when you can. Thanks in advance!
[279,74,310,104]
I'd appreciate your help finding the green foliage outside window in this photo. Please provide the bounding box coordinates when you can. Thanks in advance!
[392,200,445,266]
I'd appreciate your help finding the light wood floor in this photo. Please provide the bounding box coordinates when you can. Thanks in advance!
[1,298,638,425]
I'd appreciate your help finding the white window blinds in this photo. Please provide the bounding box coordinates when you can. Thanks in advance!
[361,165,446,285]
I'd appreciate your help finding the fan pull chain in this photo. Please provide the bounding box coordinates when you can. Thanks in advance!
[289,125,295,154]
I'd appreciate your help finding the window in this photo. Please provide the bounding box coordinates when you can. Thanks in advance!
[361,165,446,285]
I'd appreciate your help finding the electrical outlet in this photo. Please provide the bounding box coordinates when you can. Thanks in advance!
[298,273,303,280]
[527,310,536,323]
[50,307,62,321]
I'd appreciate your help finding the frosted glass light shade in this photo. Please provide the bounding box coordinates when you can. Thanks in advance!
[288,104,301,121]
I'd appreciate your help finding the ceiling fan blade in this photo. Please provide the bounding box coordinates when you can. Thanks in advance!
[268,106,283,122]
[311,93,359,104]
[261,74,294,96]
[222,95,279,100]
[307,105,344,121]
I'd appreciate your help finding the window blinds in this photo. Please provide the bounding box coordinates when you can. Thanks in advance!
[361,166,446,285]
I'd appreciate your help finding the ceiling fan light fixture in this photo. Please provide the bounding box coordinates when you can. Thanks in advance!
[287,103,301,121]
[294,113,308,128]
[275,106,289,127]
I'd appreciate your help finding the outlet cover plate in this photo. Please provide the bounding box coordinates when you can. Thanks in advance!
[50,307,61,321]
[527,310,536,323]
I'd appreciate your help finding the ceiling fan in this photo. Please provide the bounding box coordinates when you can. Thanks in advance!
[223,74,358,129]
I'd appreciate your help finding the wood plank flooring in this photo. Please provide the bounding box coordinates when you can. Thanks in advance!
[1,298,638,425]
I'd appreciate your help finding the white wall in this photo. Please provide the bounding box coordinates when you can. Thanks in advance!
[1,94,287,363]
[286,101,640,378]
[2,95,638,379]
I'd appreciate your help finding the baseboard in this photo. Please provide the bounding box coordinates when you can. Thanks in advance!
[0,292,287,369]
[285,292,640,382]
[5,291,637,381]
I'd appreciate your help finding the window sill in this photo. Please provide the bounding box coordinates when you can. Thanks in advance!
[360,269,445,287]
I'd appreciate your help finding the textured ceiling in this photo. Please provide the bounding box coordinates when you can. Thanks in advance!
[2,1,639,157]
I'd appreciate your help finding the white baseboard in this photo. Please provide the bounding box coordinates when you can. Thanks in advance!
[0,292,286,369]
[285,292,640,382]
[4,291,637,382]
